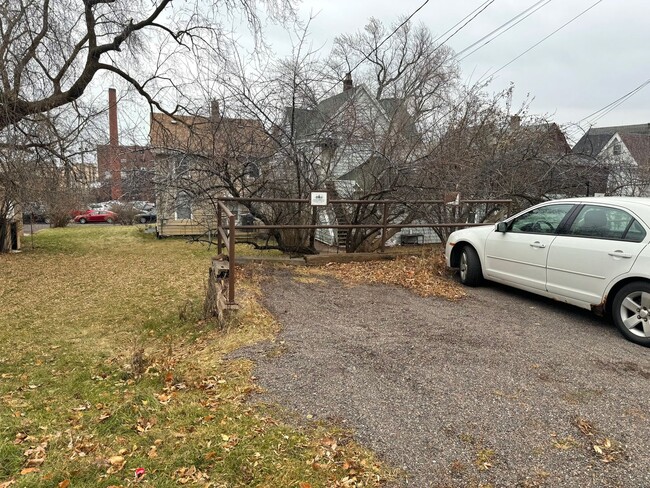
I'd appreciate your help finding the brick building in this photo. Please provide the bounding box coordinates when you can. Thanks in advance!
[96,89,154,201]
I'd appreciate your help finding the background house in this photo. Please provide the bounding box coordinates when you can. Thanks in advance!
[150,101,274,237]
[269,73,424,248]
[572,123,650,196]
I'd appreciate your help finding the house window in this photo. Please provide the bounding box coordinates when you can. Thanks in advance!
[613,142,621,155]
[175,191,192,220]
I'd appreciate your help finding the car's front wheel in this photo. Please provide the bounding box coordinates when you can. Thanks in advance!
[106,218,114,224]
[612,281,650,347]
[78,218,87,224]
[459,245,483,287]
[140,217,147,224]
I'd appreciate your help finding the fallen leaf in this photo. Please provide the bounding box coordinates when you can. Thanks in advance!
[58,480,70,488]
[20,468,39,475]
[98,412,112,422]
[109,455,125,466]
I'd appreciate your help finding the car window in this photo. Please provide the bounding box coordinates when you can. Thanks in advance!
[624,219,647,242]
[567,205,646,242]
[508,204,574,234]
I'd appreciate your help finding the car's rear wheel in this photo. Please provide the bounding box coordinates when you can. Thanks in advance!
[612,281,650,347]
[140,217,147,224]
[459,245,483,287]
[78,218,87,224]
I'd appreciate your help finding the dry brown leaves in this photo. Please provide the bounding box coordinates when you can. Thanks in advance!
[174,465,210,484]
[308,435,387,487]
[574,417,625,463]
[304,253,465,301]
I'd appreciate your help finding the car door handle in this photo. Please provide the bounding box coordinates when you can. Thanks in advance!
[608,250,633,258]
[530,241,546,249]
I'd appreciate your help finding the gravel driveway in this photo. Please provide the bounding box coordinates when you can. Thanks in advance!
[237,267,650,487]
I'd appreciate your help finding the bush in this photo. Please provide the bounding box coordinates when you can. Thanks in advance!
[110,203,140,225]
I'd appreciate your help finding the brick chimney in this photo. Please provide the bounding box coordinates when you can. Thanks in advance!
[108,88,122,199]
[509,114,521,130]
[343,72,353,92]
[210,99,221,124]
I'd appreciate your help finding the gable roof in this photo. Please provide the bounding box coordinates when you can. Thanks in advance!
[620,133,650,166]
[149,112,274,160]
[573,123,650,156]
[526,122,571,154]
[287,85,393,140]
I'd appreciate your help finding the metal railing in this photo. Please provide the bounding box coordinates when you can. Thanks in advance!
[214,196,512,307]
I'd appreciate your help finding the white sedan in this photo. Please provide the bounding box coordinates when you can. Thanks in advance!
[445,197,650,347]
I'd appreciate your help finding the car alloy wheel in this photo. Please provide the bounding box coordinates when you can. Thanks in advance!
[617,289,650,339]
[612,281,650,347]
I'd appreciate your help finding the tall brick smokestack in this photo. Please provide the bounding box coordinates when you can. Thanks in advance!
[108,88,122,199]
[109,88,119,146]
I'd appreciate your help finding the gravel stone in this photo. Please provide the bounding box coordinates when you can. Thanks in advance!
[236,268,650,487]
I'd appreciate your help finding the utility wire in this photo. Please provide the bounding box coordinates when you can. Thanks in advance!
[432,0,495,46]
[577,77,650,126]
[434,0,496,51]
[321,0,431,99]
[457,0,553,60]
[326,0,497,97]
[481,0,605,82]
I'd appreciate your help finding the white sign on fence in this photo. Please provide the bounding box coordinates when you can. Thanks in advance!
[310,191,328,206]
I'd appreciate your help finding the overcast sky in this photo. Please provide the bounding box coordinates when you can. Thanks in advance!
[262,0,650,143]
[107,0,649,147]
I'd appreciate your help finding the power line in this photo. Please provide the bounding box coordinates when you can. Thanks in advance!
[481,0,605,82]
[457,0,553,61]
[578,77,650,126]
[322,0,432,98]
[326,0,497,97]
[434,0,496,50]
[432,0,495,46]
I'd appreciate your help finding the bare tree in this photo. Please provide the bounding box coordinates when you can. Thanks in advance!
[0,0,296,252]
[329,17,459,123]
[0,0,295,130]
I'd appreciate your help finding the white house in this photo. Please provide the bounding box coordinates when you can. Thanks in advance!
[573,124,650,196]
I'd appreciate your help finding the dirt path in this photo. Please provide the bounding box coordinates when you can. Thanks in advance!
[236,267,650,487]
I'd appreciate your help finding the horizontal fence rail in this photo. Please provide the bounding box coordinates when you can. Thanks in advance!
[214,196,512,306]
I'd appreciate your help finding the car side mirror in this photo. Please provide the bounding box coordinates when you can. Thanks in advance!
[496,222,508,233]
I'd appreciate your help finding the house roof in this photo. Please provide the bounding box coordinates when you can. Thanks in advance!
[287,85,397,140]
[620,133,650,166]
[526,122,571,154]
[573,123,650,156]
[149,112,274,160]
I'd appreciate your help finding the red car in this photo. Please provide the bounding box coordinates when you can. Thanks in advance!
[74,210,117,224]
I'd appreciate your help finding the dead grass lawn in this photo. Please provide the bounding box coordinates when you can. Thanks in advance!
[0,226,390,487]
